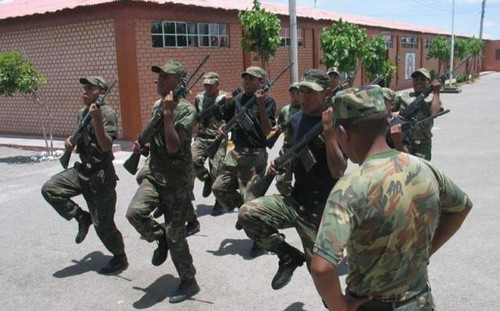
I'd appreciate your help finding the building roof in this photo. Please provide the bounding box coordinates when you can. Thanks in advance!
[0,0,450,36]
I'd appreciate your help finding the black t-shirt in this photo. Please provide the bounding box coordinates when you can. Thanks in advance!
[289,112,336,209]
[224,92,276,148]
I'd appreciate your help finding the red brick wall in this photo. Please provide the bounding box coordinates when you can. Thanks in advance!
[483,40,500,71]
[0,19,121,138]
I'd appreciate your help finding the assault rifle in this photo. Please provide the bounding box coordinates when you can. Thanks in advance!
[123,54,210,174]
[204,62,293,159]
[401,108,450,130]
[399,55,471,120]
[196,87,243,124]
[264,68,369,150]
[59,79,117,169]
[251,79,382,198]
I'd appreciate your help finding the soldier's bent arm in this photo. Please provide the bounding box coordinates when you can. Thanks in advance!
[90,105,113,152]
[163,109,185,153]
[430,80,442,116]
[430,197,473,255]
[323,108,347,179]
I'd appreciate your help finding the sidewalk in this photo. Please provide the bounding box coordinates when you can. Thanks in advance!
[0,134,132,153]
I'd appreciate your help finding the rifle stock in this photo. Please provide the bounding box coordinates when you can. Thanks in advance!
[123,54,210,175]
[59,79,117,169]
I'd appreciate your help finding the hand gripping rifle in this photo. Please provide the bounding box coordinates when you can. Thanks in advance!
[204,62,294,159]
[123,54,210,175]
[252,78,382,198]
[401,108,450,130]
[196,87,243,124]
[59,79,117,169]
[399,55,472,120]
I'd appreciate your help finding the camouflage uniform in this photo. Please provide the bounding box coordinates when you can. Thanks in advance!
[314,86,469,310]
[274,101,300,196]
[192,89,229,184]
[126,97,197,281]
[394,91,441,160]
[41,101,125,258]
[212,68,276,210]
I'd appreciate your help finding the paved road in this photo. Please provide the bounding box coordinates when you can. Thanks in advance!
[0,73,499,310]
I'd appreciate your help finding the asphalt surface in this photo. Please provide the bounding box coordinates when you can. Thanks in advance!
[0,73,499,310]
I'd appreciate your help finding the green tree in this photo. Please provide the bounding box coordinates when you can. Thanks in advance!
[362,35,389,83]
[320,18,368,81]
[0,50,55,155]
[427,35,451,74]
[239,0,281,69]
[465,37,484,78]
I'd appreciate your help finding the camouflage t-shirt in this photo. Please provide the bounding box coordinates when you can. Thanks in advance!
[76,103,117,165]
[277,103,300,147]
[394,91,442,142]
[314,149,468,300]
[148,98,196,189]
[195,90,228,136]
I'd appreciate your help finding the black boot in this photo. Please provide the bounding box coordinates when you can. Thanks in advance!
[271,242,305,290]
[151,234,168,266]
[249,241,267,258]
[202,176,212,198]
[152,206,163,218]
[210,201,226,216]
[75,210,92,244]
[169,278,200,303]
[185,220,200,237]
[98,254,128,274]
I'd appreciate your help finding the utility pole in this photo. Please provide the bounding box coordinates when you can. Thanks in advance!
[479,0,486,40]
[289,0,299,82]
[448,0,455,88]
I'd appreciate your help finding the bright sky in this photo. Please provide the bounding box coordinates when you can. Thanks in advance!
[265,0,500,40]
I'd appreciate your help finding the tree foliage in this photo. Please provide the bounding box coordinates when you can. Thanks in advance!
[239,0,281,69]
[427,35,451,73]
[320,19,368,75]
[0,50,47,97]
[362,35,389,82]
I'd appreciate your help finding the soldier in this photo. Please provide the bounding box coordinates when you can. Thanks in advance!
[394,68,442,160]
[311,85,473,311]
[211,66,277,220]
[273,82,301,195]
[382,87,413,154]
[135,158,200,237]
[192,72,231,215]
[41,76,127,274]
[125,60,199,304]
[238,69,347,290]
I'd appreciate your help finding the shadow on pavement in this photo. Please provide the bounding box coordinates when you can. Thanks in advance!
[132,274,177,308]
[284,302,308,310]
[0,155,38,164]
[195,203,214,217]
[206,238,259,260]
[52,251,110,278]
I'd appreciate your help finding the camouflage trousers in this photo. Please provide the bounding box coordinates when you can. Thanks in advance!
[412,140,432,161]
[238,194,319,266]
[356,289,434,311]
[126,178,196,280]
[41,164,125,256]
[191,135,227,182]
[135,163,197,222]
[212,148,267,209]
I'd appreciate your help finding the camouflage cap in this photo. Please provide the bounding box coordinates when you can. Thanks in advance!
[203,72,220,85]
[327,67,339,77]
[151,59,186,77]
[382,87,396,102]
[333,85,386,120]
[297,69,330,91]
[411,68,431,80]
[241,66,266,80]
[79,76,108,90]
[289,82,300,91]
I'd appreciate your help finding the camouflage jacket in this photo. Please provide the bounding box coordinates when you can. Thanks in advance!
[195,90,228,137]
